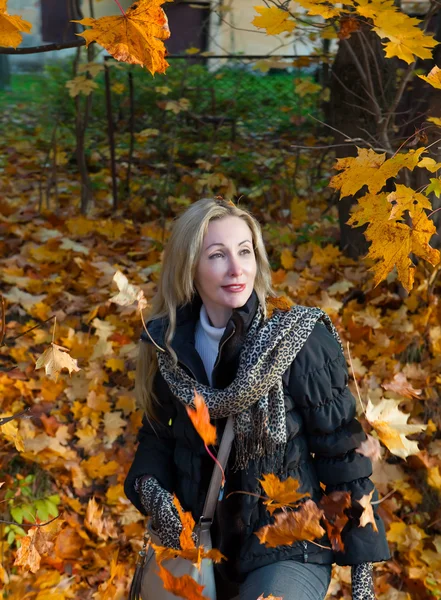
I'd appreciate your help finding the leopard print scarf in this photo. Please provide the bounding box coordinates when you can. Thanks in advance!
[157,303,343,471]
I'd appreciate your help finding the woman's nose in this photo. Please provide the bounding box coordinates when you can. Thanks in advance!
[229,256,243,276]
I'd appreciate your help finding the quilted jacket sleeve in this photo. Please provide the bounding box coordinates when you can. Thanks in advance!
[124,370,177,516]
[288,322,390,565]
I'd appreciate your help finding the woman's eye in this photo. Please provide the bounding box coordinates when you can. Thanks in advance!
[241,248,251,255]
[209,253,223,259]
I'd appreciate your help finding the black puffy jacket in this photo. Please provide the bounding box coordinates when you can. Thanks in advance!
[124,290,390,581]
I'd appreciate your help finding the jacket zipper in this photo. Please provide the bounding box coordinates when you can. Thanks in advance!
[212,327,236,373]
[302,541,308,563]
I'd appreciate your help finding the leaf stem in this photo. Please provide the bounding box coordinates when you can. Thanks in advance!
[113,0,126,15]
[204,443,225,487]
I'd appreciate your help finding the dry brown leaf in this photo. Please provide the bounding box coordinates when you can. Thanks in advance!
[357,490,379,532]
[319,491,351,552]
[255,499,325,548]
[35,343,80,381]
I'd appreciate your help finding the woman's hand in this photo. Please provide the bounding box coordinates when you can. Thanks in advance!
[136,476,183,550]
[351,563,375,600]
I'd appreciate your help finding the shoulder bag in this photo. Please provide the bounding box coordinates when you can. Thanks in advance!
[128,416,235,600]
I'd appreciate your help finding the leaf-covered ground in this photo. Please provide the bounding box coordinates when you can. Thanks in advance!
[1,74,441,600]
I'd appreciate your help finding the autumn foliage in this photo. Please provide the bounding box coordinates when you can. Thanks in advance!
[2,0,441,598]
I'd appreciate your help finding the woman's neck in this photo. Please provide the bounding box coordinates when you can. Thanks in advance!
[203,304,233,328]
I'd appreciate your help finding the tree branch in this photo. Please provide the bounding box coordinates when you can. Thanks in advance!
[0,40,86,55]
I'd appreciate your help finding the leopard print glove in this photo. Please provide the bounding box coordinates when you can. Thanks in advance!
[351,563,375,600]
[135,476,182,550]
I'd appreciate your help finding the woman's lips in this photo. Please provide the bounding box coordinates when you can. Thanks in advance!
[222,284,246,292]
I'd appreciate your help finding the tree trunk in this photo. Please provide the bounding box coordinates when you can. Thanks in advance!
[327,24,397,258]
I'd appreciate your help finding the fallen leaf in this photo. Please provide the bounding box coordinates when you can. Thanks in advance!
[319,491,351,552]
[157,563,208,600]
[365,398,426,458]
[186,391,217,446]
[255,499,325,547]
[357,490,378,532]
[35,343,80,381]
[259,473,310,515]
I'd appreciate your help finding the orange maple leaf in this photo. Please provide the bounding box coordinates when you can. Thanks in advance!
[186,391,217,447]
[255,499,325,548]
[173,495,197,552]
[259,473,310,515]
[73,0,171,75]
[319,491,351,552]
[157,563,208,600]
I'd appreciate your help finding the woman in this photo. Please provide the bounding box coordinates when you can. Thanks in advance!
[124,198,390,600]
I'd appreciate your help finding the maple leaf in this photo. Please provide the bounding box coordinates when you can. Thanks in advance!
[255,499,325,547]
[382,372,422,399]
[35,343,80,381]
[14,522,60,573]
[157,563,208,600]
[259,473,310,515]
[356,434,382,463]
[338,17,360,40]
[365,398,426,458]
[417,157,441,173]
[65,75,99,98]
[0,0,32,48]
[186,391,217,446]
[252,6,296,35]
[348,192,439,291]
[319,491,351,552]
[418,65,441,90]
[295,0,342,19]
[85,496,119,540]
[110,270,141,306]
[426,178,441,198]
[330,147,426,198]
[386,185,432,221]
[173,495,196,552]
[357,490,378,532]
[73,0,171,75]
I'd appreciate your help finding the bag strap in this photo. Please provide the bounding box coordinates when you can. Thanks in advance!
[200,415,234,523]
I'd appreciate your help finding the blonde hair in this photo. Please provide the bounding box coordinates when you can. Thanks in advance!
[136,198,275,420]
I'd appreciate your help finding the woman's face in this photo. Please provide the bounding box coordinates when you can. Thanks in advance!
[194,216,257,326]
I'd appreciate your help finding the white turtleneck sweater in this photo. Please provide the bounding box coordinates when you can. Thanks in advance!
[194,304,226,386]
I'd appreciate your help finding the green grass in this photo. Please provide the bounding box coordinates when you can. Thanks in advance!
[0,73,48,108]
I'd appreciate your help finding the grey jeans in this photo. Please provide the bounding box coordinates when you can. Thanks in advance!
[239,560,332,600]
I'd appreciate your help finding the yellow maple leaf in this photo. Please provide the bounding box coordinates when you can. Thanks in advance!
[35,343,80,381]
[428,116,441,127]
[417,156,441,172]
[280,248,295,270]
[294,0,343,19]
[252,6,296,35]
[418,65,441,90]
[348,193,439,290]
[365,398,426,458]
[73,0,171,75]
[330,147,425,198]
[65,75,99,97]
[259,473,310,515]
[0,0,32,48]
[355,0,438,63]
[357,490,378,532]
[374,12,438,63]
[386,184,432,220]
